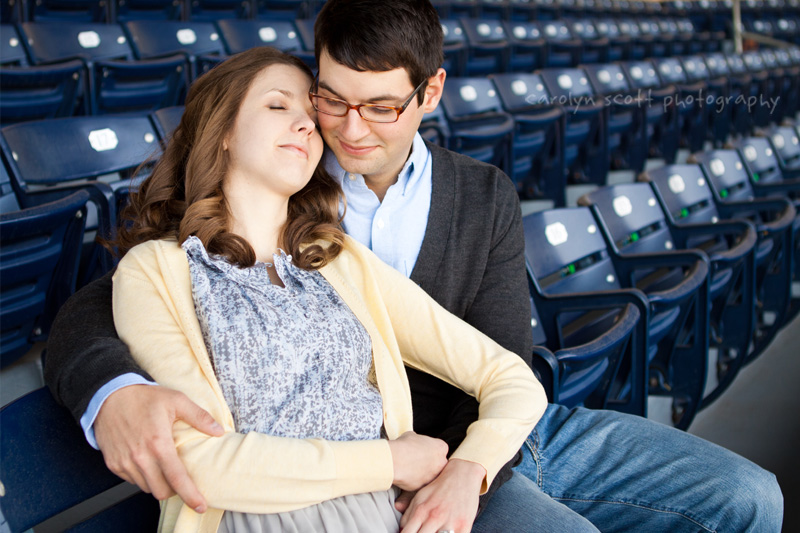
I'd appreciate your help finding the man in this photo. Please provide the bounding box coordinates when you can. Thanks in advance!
[46,0,783,531]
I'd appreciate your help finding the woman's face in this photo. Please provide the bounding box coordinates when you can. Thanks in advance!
[224,63,323,199]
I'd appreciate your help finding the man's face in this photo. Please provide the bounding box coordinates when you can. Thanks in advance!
[315,50,444,186]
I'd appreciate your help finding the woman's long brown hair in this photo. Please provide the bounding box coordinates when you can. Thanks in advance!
[112,47,345,270]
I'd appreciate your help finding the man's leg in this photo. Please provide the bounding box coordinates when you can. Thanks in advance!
[514,404,783,533]
[472,471,599,533]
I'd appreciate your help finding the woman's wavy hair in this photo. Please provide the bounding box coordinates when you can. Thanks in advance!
[113,47,345,270]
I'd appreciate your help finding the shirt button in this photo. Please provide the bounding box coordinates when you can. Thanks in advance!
[377,218,385,229]
[348,173,356,181]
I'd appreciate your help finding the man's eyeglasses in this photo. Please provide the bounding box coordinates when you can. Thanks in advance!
[309,78,427,123]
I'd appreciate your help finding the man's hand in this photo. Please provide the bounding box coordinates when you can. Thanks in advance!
[387,431,449,492]
[398,458,485,533]
[94,385,224,512]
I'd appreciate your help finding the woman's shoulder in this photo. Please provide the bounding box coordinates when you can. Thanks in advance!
[116,238,185,276]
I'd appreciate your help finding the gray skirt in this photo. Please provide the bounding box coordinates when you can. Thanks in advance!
[217,488,402,533]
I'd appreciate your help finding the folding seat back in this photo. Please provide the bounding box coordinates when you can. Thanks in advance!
[732,136,787,186]
[583,62,647,173]
[440,19,468,77]
[652,57,708,154]
[704,51,752,137]
[619,60,679,163]
[418,104,451,148]
[0,388,161,530]
[491,72,565,204]
[539,67,608,186]
[459,18,510,76]
[0,184,89,367]
[115,0,183,20]
[124,20,227,80]
[773,48,800,117]
[762,125,800,179]
[540,20,582,68]
[439,77,514,176]
[593,19,629,62]
[508,0,537,21]
[150,104,184,145]
[523,207,649,415]
[21,22,187,116]
[188,0,251,20]
[578,185,711,428]
[256,0,312,20]
[501,20,545,72]
[30,0,108,21]
[0,59,85,126]
[569,19,609,65]
[681,54,730,148]
[215,19,315,68]
[636,18,669,58]
[1,24,30,66]
[616,19,648,60]
[739,51,776,128]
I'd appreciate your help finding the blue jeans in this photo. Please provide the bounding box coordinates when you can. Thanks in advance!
[472,404,783,532]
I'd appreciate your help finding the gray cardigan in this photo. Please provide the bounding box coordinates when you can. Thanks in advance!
[45,141,533,512]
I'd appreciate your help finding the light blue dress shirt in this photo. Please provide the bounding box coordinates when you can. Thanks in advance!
[81,132,434,447]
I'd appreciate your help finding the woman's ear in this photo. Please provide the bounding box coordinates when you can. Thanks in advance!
[223,138,229,151]
[422,68,447,114]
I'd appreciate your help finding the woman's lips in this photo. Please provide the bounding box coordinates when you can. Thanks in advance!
[280,144,309,158]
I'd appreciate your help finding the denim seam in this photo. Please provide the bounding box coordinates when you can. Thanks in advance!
[523,430,543,488]
[551,496,717,533]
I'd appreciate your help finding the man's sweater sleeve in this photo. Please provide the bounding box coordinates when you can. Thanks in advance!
[44,268,153,423]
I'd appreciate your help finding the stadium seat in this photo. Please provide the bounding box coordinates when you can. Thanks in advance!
[216,19,314,69]
[440,18,468,77]
[30,0,109,22]
[439,76,514,176]
[20,22,186,116]
[256,0,314,20]
[528,203,709,429]
[187,0,250,20]
[0,387,160,530]
[501,20,546,72]
[619,60,680,163]
[150,104,184,144]
[583,181,757,408]
[0,161,89,368]
[0,59,86,126]
[1,115,162,283]
[540,20,582,68]
[592,19,630,62]
[523,208,650,416]
[1,24,29,67]
[538,67,609,187]
[115,0,183,20]
[615,19,648,61]
[680,55,731,148]
[491,72,566,205]
[651,57,709,154]
[583,62,648,174]
[568,19,610,65]
[458,18,511,76]
[418,104,451,148]
[703,51,753,138]
[762,124,800,180]
[740,50,779,128]
[123,20,227,81]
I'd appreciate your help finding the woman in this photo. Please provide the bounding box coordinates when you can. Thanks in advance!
[111,47,546,533]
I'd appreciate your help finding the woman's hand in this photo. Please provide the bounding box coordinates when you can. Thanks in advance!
[398,458,485,533]
[387,431,448,491]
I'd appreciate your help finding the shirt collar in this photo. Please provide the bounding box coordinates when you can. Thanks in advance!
[323,132,427,197]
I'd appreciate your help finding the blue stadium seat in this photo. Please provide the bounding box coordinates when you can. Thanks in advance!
[619,60,680,164]
[439,76,514,176]
[773,48,800,118]
[538,67,608,187]
[615,19,648,60]
[680,55,730,148]
[703,52,753,138]
[576,187,711,429]
[0,161,88,368]
[1,24,29,66]
[256,0,314,20]
[501,20,546,72]
[762,125,800,180]
[439,19,468,77]
[123,20,227,81]
[568,19,609,65]
[740,50,779,128]
[583,62,648,174]
[150,104,184,144]
[418,104,450,148]
[1,115,162,283]
[215,19,315,68]
[760,48,795,123]
[540,20,581,68]
[0,59,86,126]
[592,19,631,62]
[523,208,650,416]
[30,0,109,22]
[0,387,160,531]
[491,72,566,205]
[651,57,709,154]
[584,181,757,408]
[635,18,670,58]
[527,202,709,429]
[187,0,250,20]
[20,22,186,116]
[454,18,510,76]
[685,152,796,357]
[115,0,183,20]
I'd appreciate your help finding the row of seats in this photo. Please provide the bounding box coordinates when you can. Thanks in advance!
[2,115,799,533]
[3,0,799,26]
[423,47,800,205]
[527,122,800,425]
[0,16,734,125]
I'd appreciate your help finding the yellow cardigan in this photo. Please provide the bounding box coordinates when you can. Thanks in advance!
[112,237,547,533]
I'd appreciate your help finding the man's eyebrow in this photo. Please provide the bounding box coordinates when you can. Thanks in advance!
[317,80,404,104]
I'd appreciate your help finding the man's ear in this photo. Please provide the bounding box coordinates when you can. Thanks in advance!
[422,68,447,114]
